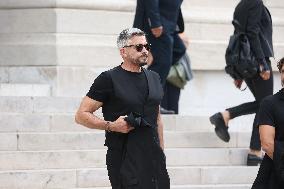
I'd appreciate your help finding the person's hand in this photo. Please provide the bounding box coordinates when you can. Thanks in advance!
[234,79,243,89]
[260,70,270,80]
[110,116,134,133]
[179,32,190,48]
[151,26,163,38]
[259,65,271,80]
[259,63,271,80]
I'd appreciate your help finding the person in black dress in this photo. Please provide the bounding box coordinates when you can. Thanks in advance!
[252,57,284,189]
[209,0,274,166]
[75,28,169,189]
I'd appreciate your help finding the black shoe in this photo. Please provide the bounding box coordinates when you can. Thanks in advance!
[209,112,230,142]
[247,154,263,166]
[160,107,175,114]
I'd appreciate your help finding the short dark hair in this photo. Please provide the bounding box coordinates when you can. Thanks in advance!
[117,28,146,48]
[277,57,284,72]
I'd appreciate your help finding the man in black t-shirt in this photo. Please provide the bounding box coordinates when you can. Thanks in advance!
[75,28,169,189]
[252,57,284,188]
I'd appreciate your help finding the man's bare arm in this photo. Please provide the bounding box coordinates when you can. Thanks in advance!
[75,96,133,133]
[157,106,164,150]
[75,96,108,130]
[260,125,275,159]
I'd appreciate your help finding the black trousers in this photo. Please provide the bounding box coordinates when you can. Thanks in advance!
[162,82,181,114]
[154,34,185,113]
[106,148,124,189]
[226,59,273,151]
[106,128,169,189]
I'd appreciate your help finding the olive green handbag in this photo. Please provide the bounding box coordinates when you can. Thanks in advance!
[167,53,193,89]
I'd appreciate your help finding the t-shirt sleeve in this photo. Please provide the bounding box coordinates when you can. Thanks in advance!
[86,71,112,103]
[257,98,275,127]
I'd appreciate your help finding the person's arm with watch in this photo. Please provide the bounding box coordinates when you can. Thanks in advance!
[75,96,133,133]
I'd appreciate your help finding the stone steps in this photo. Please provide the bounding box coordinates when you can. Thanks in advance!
[0,148,249,170]
[60,35,282,71]
[0,83,51,96]
[0,96,81,113]
[0,0,135,11]
[0,76,282,113]
[0,1,283,114]
[0,112,255,132]
[0,69,282,116]
[0,109,257,188]
[73,185,252,189]
[0,3,282,35]
[0,6,283,68]
[0,66,56,85]
[0,166,258,188]
[0,131,251,151]
[2,33,284,68]
[0,64,282,106]
[0,95,256,114]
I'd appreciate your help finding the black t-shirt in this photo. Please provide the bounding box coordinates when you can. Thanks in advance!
[87,66,148,105]
[257,88,284,141]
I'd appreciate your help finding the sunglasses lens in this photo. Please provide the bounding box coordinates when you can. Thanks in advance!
[145,44,151,51]
[135,44,144,52]
[134,44,151,52]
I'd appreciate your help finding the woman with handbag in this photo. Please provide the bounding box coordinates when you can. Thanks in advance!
[209,0,274,166]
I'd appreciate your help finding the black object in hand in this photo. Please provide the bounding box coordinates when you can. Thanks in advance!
[124,112,142,129]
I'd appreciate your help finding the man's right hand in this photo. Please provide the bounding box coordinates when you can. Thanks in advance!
[151,26,163,38]
[110,116,134,133]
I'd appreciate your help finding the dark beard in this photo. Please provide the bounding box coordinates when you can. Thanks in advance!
[136,55,148,67]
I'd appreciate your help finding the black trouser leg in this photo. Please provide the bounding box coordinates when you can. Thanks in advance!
[161,82,181,114]
[161,34,186,113]
[226,60,273,150]
[226,101,258,119]
[106,148,123,189]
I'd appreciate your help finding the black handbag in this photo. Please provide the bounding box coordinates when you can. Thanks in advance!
[225,16,259,80]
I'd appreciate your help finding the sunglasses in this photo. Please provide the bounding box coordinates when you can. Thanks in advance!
[123,44,151,52]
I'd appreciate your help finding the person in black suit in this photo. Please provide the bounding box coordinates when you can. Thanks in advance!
[252,58,284,189]
[133,0,186,114]
[209,0,274,166]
